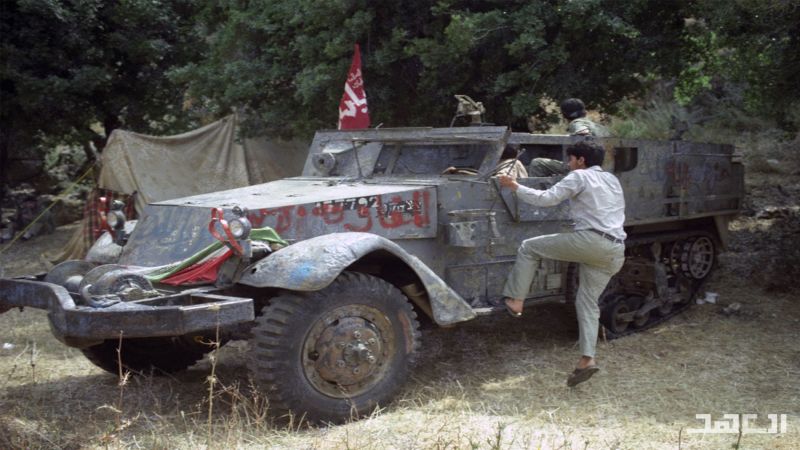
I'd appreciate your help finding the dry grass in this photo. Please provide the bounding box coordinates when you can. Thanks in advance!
[1,258,798,448]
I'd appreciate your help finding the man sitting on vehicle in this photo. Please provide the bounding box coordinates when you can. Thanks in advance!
[442,144,527,177]
[492,144,528,178]
[529,98,610,177]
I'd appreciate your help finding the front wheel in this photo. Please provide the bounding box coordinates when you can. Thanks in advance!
[247,272,421,423]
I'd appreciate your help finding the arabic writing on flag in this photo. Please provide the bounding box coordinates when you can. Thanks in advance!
[338,44,370,129]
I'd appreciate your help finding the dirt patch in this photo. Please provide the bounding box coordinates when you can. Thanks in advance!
[0,222,80,278]
[724,172,800,292]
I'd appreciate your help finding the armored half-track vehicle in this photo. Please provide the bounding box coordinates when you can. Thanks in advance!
[1,126,743,422]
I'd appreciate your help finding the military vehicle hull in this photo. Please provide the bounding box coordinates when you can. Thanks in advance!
[0,126,744,422]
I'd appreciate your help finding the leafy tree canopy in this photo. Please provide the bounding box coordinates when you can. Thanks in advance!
[677,0,800,129]
[175,0,700,138]
[0,0,204,183]
[2,0,797,192]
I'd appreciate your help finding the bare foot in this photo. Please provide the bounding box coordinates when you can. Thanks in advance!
[504,298,524,315]
[576,355,596,369]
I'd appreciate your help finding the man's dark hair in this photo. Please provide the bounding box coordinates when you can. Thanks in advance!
[501,144,520,160]
[560,98,586,120]
[566,140,605,167]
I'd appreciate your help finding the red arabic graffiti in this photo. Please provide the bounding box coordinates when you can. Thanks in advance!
[245,191,432,235]
[414,190,431,227]
[343,206,373,232]
[312,202,345,224]
[247,206,294,233]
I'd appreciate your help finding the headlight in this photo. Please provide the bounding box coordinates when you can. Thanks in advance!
[107,210,126,230]
[228,217,251,239]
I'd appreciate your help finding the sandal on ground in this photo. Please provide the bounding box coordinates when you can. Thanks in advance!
[567,365,600,387]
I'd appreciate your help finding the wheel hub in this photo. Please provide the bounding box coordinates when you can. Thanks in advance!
[317,318,382,382]
[303,305,394,398]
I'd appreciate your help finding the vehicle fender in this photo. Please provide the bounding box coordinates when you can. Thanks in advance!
[238,232,476,326]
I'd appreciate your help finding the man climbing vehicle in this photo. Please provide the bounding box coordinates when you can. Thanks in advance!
[497,140,626,387]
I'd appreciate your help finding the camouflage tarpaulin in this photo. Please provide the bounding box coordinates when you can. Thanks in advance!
[98,114,308,215]
[50,115,307,262]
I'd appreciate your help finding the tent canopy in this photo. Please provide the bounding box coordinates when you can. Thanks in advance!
[98,115,308,214]
[48,115,308,263]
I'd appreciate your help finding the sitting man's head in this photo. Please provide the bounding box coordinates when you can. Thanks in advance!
[566,140,605,170]
[560,98,587,121]
[501,144,521,160]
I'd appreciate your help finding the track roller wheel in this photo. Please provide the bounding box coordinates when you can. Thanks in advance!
[627,295,650,328]
[676,236,716,280]
[656,299,674,316]
[600,294,631,334]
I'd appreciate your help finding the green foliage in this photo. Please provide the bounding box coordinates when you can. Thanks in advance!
[174,0,696,138]
[609,99,686,140]
[3,0,798,192]
[0,0,204,180]
[608,82,794,146]
[674,29,721,106]
[674,1,800,128]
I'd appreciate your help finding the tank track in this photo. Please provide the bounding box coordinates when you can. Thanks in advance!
[600,281,702,340]
[599,230,714,340]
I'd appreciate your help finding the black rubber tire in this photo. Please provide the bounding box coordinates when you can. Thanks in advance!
[81,336,213,375]
[247,272,421,424]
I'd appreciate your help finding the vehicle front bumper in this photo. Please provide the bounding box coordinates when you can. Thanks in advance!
[0,278,254,347]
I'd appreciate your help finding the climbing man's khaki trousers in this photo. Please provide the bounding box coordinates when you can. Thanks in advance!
[502,230,625,357]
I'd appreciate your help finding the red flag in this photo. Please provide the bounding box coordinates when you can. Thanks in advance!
[338,44,370,129]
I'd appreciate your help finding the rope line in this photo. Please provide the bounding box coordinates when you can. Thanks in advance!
[0,165,95,256]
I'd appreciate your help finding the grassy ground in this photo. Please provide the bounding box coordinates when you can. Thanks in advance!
[1,264,797,449]
[1,150,799,449]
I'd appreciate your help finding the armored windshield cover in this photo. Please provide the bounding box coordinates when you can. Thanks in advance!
[302,127,511,178]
